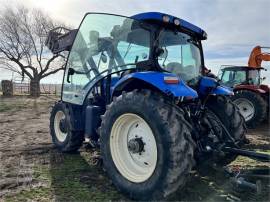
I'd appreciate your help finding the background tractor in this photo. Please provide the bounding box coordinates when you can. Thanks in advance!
[46,13,269,200]
[219,46,270,128]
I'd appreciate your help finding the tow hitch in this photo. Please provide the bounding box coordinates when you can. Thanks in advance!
[225,166,262,194]
[222,146,270,194]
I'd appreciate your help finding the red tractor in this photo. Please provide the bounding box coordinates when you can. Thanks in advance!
[219,46,269,128]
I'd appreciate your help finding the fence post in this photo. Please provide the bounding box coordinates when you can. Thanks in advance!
[1,80,13,96]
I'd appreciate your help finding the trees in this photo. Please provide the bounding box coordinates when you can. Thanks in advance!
[0,6,66,97]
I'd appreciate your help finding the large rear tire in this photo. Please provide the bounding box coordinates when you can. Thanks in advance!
[206,96,246,166]
[232,90,267,128]
[100,90,195,200]
[50,102,84,152]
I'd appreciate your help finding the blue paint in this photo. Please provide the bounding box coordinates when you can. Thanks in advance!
[112,72,198,98]
[131,12,207,39]
[200,76,218,88]
[211,85,234,95]
[199,76,233,96]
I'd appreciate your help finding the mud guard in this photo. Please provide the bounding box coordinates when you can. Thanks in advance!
[112,72,198,98]
[199,76,233,96]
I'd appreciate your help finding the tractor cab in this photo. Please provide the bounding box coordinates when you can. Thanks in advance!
[219,66,264,87]
[53,12,208,105]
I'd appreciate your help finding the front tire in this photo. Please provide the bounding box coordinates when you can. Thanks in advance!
[100,90,195,200]
[50,102,84,152]
[232,90,267,128]
[206,96,246,166]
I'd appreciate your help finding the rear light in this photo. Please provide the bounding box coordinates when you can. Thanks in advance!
[164,76,179,84]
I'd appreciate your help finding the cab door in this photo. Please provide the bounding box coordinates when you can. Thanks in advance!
[62,13,150,105]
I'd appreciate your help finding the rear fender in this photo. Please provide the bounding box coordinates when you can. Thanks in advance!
[112,72,198,98]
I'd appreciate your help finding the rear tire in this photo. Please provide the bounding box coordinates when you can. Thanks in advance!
[100,90,195,200]
[232,90,267,128]
[206,96,246,166]
[50,102,84,152]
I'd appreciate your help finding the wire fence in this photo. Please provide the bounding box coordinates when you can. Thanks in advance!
[0,78,62,96]
[13,82,61,95]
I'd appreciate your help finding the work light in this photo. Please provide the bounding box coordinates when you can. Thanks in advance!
[162,15,170,23]
[174,18,180,26]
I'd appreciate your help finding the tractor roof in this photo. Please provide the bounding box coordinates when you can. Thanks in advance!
[131,12,207,40]
[221,66,264,71]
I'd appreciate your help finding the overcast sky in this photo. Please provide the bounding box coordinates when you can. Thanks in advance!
[0,0,270,84]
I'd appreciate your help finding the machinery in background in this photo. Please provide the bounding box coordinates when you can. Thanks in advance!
[219,46,269,128]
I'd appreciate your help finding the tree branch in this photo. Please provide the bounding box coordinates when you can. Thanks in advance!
[0,5,68,83]
[41,67,64,78]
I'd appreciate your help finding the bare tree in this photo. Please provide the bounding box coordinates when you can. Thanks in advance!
[0,6,66,97]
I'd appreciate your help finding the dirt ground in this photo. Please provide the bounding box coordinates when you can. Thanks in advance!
[0,96,269,202]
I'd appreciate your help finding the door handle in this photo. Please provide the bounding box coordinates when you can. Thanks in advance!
[67,68,75,83]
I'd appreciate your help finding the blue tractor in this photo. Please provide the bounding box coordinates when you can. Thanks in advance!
[46,12,265,200]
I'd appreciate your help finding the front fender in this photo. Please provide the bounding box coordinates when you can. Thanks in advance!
[212,85,234,95]
[112,72,198,98]
[199,76,234,96]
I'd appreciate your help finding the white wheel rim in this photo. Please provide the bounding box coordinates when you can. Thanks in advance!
[54,111,68,142]
[110,113,157,183]
[234,98,255,121]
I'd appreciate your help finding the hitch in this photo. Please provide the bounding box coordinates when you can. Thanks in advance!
[231,177,262,194]
[225,166,262,194]
[222,147,270,162]
[221,146,269,194]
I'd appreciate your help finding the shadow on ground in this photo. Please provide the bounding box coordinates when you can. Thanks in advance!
[49,149,125,201]
[48,148,270,202]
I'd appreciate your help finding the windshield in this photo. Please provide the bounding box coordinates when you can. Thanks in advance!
[157,30,202,82]
[220,69,246,87]
[220,68,261,87]
[248,70,260,85]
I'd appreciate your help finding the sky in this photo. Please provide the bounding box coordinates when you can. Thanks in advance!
[0,0,269,84]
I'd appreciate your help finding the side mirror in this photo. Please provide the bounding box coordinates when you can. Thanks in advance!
[262,77,266,80]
